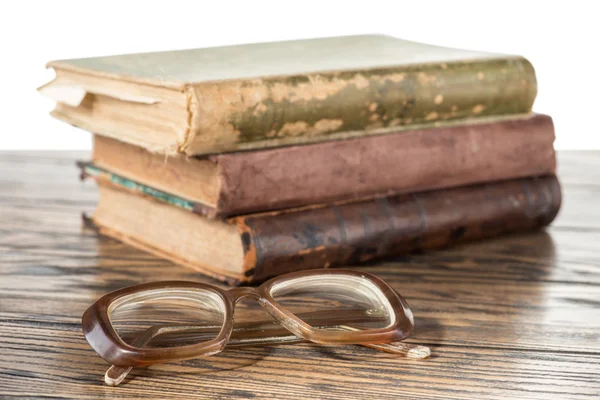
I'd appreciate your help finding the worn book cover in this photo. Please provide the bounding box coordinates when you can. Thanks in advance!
[41,35,537,155]
[83,170,561,285]
[88,114,556,218]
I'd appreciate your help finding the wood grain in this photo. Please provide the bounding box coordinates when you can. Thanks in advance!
[1,151,599,399]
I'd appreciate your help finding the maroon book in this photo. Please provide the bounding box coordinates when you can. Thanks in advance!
[91,114,555,218]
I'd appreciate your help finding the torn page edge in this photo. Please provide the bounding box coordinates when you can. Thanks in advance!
[37,79,161,107]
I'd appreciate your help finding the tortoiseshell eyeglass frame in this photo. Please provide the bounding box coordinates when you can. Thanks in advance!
[82,269,426,386]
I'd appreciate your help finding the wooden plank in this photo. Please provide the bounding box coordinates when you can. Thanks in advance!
[557,151,600,186]
[1,323,599,400]
[1,226,599,353]
[1,151,600,399]
[551,185,600,231]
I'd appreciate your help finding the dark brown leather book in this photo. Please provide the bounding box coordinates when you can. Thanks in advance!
[86,173,561,285]
[89,114,556,218]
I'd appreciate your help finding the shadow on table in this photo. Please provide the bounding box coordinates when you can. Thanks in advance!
[360,230,558,349]
[83,223,559,380]
[113,346,275,386]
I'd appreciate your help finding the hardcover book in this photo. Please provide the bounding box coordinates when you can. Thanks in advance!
[83,171,561,285]
[41,35,537,155]
[87,114,556,218]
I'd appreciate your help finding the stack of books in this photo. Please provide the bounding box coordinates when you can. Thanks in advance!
[40,35,560,285]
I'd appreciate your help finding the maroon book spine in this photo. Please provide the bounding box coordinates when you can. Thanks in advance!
[215,114,555,217]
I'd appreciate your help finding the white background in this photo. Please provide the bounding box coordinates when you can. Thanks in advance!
[1,0,599,150]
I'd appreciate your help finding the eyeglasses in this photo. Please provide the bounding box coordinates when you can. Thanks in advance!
[82,269,429,386]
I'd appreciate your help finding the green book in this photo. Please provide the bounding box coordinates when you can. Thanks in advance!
[42,35,536,156]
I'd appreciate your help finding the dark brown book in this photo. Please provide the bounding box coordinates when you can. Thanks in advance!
[85,172,561,285]
[90,114,556,218]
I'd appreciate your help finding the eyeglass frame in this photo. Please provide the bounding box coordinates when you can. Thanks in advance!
[82,269,415,368]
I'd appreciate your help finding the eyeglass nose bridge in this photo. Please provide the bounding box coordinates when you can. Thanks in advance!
[226,287,261,303]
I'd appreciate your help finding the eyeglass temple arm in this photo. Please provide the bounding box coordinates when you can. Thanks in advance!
[105,311,430,386]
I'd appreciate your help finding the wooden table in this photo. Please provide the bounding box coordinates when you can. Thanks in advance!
[1,151,599,399]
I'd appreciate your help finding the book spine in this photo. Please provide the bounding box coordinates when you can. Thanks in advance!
[184,57,536,155]
[237,176,561,283]
[215,114,555,217]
